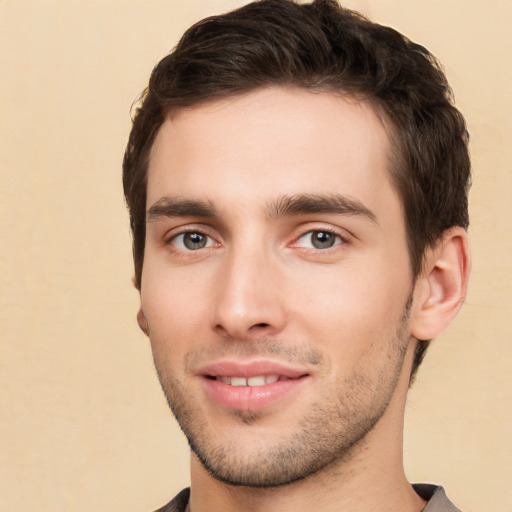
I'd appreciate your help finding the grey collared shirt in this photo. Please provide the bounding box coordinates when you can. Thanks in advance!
[414,484,462,512]
[155,484,461,512]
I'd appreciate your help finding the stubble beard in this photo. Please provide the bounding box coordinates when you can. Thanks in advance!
[153,300,412,488]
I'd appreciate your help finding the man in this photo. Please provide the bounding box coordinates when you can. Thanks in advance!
[122,1,471,511]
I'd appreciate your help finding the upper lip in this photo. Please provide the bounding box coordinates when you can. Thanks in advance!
[196,359,309,379]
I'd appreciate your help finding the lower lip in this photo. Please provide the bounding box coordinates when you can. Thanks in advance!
[201,377,308,412]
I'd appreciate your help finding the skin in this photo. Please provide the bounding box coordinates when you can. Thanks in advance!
[138,87,469,512]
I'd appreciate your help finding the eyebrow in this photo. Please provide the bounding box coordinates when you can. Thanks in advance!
[266,194,377,223]
[146,193,377,224]
[147,197,217,222]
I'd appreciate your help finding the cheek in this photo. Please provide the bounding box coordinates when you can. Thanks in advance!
[140,264,212,357]
[286,256,411,357]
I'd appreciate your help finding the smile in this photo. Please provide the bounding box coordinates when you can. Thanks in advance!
[199,362,310,411]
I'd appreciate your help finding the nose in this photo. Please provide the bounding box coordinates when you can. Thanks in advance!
[211,247,287,340]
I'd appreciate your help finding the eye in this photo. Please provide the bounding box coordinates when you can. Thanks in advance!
[171,231,216,251]
[296,230,343,250]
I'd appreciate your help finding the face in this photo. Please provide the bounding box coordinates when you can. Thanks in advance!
[140,88,415,487]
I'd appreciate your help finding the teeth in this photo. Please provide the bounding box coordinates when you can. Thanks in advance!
[216,375,280,387]
[247,376,266,386]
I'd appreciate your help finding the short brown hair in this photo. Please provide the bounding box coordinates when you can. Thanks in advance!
[123,0,470,377]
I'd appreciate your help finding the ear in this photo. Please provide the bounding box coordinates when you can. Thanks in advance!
[410,227,471,340]
[137,307,150,337]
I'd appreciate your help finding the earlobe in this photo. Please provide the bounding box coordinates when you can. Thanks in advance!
[137,308,150,337]
[410,227,471,341]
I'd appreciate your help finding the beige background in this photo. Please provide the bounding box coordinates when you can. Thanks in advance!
[0,1,511,511]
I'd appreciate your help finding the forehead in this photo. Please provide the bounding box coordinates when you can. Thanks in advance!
[147,87,398,218]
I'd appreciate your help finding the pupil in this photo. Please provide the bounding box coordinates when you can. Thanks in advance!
[184,232,206,250]
[312,231,334,249]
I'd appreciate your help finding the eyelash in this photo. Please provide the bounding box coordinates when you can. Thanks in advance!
[164,229,218,252]
[164,226,348,254]
[293,229,346,251]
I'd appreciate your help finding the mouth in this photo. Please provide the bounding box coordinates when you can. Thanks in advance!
[198,361,310,412]
[208,375,291,386]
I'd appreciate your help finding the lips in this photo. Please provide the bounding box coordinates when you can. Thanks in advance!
[198,360,309,412]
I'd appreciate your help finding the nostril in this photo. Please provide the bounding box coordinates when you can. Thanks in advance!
[253,323,270,328]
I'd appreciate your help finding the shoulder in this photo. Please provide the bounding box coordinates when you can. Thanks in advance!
[413,484,462,512]
[153,488,190,512]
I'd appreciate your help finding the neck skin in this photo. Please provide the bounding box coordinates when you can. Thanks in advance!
[187,342,426,512]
